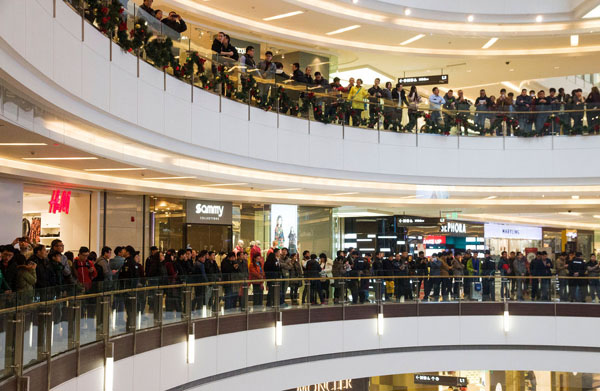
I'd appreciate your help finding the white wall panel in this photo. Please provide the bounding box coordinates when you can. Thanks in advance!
[113,356,134,391]
[110,42,137,76]
[83,23,109,59]
[34,0,54,16]
[216,332,246,373]
[275,324,309,362]
[248,122,277,159]
[26,0,54,78]
[0,0,27,52]
[249,107,277,128]
[108,63,138,124]
[139,60,164,90]
[221,97,249,121]
[309,135,344,170]
[343,140,378,172]
[133,350,161,391]
[164,94,192,142]
[53,22,82,97]
[191,106,220,149]
[187,336,218,383]
[246,328,277,366]
[219,116,249,156]
[278,115,309,135]
[82,45,110,111]
[277,129,310,166]
[159,343,188,390]
[308,321,343,356]
[138,80,165,134]
[54,0,81,39]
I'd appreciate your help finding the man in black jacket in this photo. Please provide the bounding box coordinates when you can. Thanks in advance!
[139,0,155,17]
[392,83,408,126]
[291,63,306,84]
[161,11,187,33]
[264,250,281,307]
[367,78,384,127]
[481,251,496,301]
[220,252,237,310]
[568,252,586,302]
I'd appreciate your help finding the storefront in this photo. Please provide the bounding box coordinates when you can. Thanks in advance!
[152,198,332,256]
[543,227,594,257]
[339,214,483,256]
[22,185,91,251]
[484,222,542,255]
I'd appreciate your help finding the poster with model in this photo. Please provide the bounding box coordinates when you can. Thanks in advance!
[271,204,298,251]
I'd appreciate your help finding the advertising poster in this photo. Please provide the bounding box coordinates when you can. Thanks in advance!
[271,204,298,252]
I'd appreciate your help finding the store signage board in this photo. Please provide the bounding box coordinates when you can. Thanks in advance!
[185,200,232,225]
[48,190,71,214]
[414,374,467,387]
[484,223,542,240]
[440,221,467,234]
[423,235,446,245]
[396,215,440,226]
[398,74,448,86]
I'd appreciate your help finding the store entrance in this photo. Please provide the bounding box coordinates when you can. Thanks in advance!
[185,224,232,253]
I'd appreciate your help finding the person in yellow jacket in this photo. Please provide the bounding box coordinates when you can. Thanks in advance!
[348,78,370,127]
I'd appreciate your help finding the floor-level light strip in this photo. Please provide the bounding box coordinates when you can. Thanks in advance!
[187,324,195,364]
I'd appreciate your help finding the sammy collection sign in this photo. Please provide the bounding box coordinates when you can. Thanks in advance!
[186,200,232,225]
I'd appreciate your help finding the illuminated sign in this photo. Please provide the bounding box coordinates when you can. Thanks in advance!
[440,222,467,234]
[396,216,439,226]
[185,200,232,225]
[423,235,446,245]
[296,380,353,391]
[414,374,468,386]
[398,74,448,86]
[484,223,542,240]
[48,190,71,214]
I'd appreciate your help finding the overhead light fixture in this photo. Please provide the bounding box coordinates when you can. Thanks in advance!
[571,34,579,46]
[328,192,359,196]
[404,8,411,16]
[262,188,302,192]
[559,211,582,216]
[145,176,196,180]
[263,11,304,21]
[0,143,47,146]
[400,34,425,46]
[583,5,600,19]
[84,167,147,172]
[325,25,360,35]
[467,15,474,22]
[572,195,580,199]
[203,182,248,187]
[536,15,543,23]
[593,215,600,219]
[352,0,358,3]
[485,196,497,200]
[23,157,98,160]
[482,37,498,49]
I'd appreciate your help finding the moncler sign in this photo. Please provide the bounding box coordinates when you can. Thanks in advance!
[186,200,232,225]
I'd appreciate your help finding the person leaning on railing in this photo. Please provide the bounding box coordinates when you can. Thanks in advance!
[348,79,369,127]
[240,46,256,73]
[586,86,600,130]
[249,254,265,308]
[555,252,568,301]
[586,254,600,303]
[406,85,421,132]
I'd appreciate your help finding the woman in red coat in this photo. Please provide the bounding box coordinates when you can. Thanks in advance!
[249,254,265,307]
[74,247,97,292]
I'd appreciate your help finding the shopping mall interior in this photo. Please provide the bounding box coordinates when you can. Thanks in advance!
[3,0,600,390]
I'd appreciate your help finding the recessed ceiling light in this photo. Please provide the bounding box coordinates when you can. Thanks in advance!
[400,34,425,46]
[144,176,197,180]
[482,37,498,49]
[352,0,358,3]
[572,195,580,199]
[0,143,48,146]
[535,15,543,23]
[466,69,472,72]
[84,167,146,172]
[404,8,411,16]
[509,68,515,72]
[328,192,359,196]
[485,195,497,199]
[559,211,581,216]
[570,34,579,47]
[263,10,304,21]
[593,215,600,219]
[325,25,360,35]
[467,15,474,22]
[23,157,98,160]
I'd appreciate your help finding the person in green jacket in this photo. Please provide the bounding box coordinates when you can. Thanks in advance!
[16,262,37,305]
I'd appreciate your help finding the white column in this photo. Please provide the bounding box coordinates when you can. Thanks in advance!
[0,178,23,244]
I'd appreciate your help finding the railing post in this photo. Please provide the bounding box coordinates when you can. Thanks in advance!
[183,287,192,321]
[126,294,137,333]
[12,310,25,380]
[81,0,85,42]
[153,291,163,328]
[44,305,53,391]
[72,299,81,376]
[274,283,281,312]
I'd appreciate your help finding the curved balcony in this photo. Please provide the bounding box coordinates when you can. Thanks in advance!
[1,276,600,391]
[2,0,600,187]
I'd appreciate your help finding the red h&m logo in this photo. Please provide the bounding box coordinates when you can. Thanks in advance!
[48,190,71,214]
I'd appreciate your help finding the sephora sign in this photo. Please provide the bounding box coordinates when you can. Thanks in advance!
[185,200,232,225]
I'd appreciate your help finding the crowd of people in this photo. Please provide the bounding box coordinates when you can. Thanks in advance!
[139,0,187,33]
[2,236,599,309]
